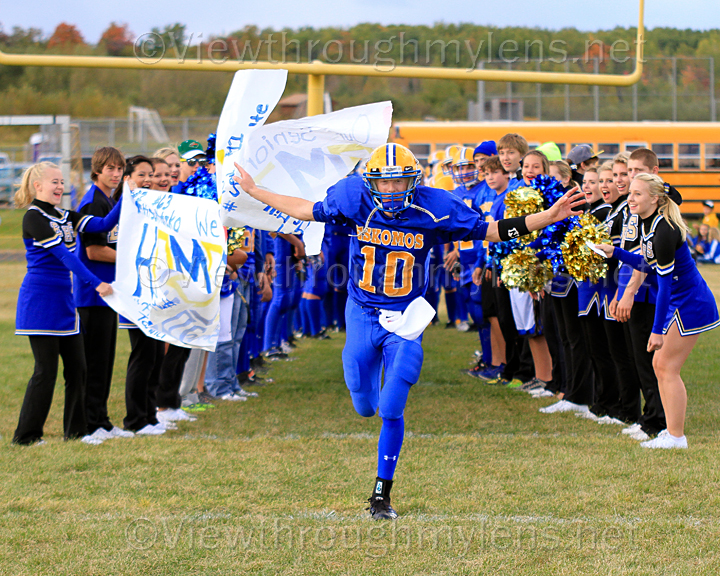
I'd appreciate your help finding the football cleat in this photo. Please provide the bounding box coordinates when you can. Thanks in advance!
[367,496,399,520]
[363,144,422,216]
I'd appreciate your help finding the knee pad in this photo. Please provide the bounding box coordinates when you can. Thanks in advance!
[395,340,424,386]
[342,349,378,417]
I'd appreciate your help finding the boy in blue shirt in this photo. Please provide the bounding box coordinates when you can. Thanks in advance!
[232,144,584,520]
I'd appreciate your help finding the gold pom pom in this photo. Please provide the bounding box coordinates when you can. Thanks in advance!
[226,227,246,255]
[561,214,611,283]
[504,186,544,244]
[500,247,554,293]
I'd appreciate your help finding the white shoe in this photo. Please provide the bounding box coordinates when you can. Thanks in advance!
[220,393,247,402]
[136,424,165,436]
[235,387,259,398]
[90,427,113,441]
[157,408,197,422]
[280,342,293,354]
[530,389,555,398]
[539,400,589,414]
[575,410,600,422]
[108,426,134,438]
[622,423,642,435]
[597,416,625,426]
[629,429,650,441]
[456,321,470,332]
[81,434,104,445]
[640,430,687,449]
[155,421,177,431]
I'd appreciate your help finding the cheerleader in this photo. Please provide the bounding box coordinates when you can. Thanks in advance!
[598,162,642,425]
[13,162,120,445]
[574,167,620,420]
[597,174,720,448]
[115,156,167,435]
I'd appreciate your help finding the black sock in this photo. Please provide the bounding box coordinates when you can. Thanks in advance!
[372,477,393,500]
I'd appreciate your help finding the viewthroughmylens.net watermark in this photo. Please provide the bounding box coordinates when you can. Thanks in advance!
[133,31,643,70]
[125,517,637,556]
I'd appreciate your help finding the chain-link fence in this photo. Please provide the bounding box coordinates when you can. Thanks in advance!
[469,57,717,123]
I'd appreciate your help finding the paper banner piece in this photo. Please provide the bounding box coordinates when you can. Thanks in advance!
[215,70,392,255]
[103,185,227,351]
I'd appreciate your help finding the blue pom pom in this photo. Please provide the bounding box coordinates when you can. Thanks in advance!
[528,176,580,274]
[205,132,217,165]
[180,167,218,201]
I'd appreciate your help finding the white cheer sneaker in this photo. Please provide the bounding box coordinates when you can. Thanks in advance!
[640,430,688,449]
[539,400,589,414]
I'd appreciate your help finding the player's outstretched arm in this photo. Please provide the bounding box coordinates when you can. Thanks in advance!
[233,163,316,222]
[485,186,585,243]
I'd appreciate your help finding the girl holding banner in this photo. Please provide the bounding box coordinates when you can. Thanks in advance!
[13,162,120,446]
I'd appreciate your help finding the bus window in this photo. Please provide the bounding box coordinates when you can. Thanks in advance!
[624,142,647,154]
[705,144,720,170]
[598,144,620,161]
[409,143,431,161]
[555,143,566,157]
[678,144,700,170]
[651,144,674,169]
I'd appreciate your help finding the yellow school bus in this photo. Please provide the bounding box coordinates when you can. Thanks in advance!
[391,121,720,215]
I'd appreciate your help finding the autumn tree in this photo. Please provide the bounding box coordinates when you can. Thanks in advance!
[100,22,133,56]
[47,23,84,49]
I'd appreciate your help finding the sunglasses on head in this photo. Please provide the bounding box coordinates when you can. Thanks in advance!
[183,157,207,167]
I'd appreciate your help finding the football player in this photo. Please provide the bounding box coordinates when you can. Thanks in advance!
[232,144,584,520]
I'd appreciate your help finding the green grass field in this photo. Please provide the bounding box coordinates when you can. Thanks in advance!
[1,207,720,575]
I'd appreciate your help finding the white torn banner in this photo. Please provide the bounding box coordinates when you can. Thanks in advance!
[103,185,227,351]
[215,70,392,254]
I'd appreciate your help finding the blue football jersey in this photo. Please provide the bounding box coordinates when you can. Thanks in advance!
[312,177,489,310]
[452,181,488,283]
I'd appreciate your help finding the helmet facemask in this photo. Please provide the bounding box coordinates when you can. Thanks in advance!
[363,144,422,216]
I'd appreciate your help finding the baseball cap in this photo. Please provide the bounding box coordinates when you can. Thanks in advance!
[178,140,206,160]
[567,144,603,167]
[474,141,497,157]
[703,200,715,209]
[535,141,563,162]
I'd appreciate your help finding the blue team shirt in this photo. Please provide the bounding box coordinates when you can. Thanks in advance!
[312,177,489,311]
[75,185,118,308]
[452,181,489,284]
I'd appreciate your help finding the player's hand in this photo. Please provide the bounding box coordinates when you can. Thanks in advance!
[647,333,664,352]
[484,268,492,282]
[96,282,113,297]
[595,243,615,258]
[443,250,459,271]
[548,186,585,222]
[472,267,483,286]
[233,163,257,195]
[615,293,634,323]
[124,176,137,191]
[265,253,276,280]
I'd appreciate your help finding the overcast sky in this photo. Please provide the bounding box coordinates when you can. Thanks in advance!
[1,0,717,44]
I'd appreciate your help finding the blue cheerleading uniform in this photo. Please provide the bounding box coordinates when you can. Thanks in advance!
[601,196,629,319]
[577,200,612,316]
[613,212,720,336]
[16,199,121,336]
[312,176,489,481]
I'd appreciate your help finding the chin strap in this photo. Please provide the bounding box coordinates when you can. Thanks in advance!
[408,204,450,223]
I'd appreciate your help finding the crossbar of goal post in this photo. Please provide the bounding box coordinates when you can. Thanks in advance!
[0,0,645,116]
